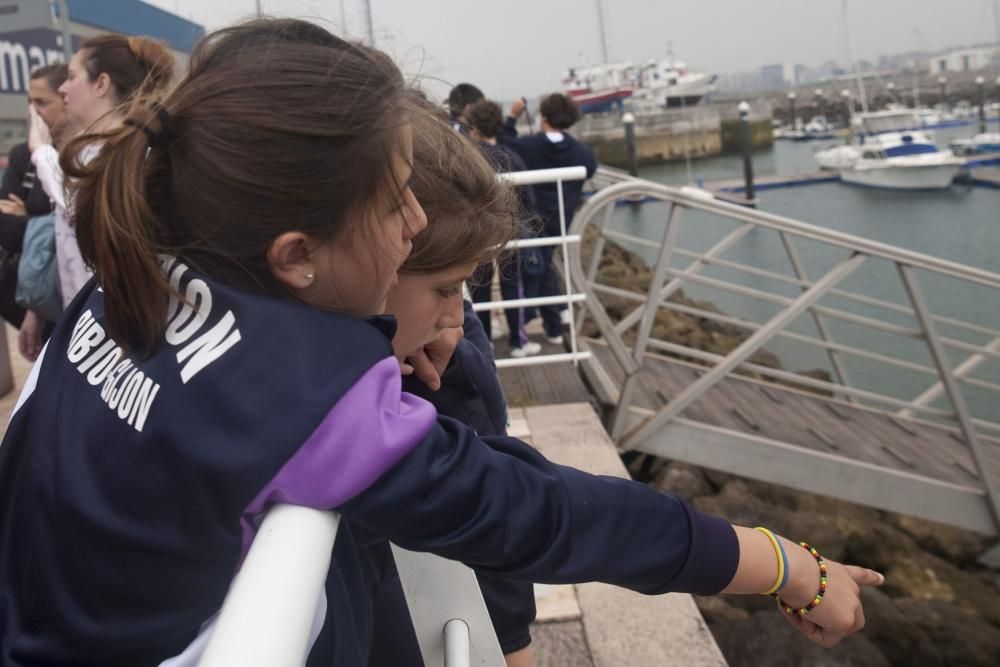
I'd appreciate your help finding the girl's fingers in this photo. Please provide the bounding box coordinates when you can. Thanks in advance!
[845,565,884,587]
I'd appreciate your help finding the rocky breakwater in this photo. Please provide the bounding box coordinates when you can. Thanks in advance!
[579,233,1000,666]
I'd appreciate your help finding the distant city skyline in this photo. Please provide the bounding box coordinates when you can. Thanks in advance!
[147,0,1000,100]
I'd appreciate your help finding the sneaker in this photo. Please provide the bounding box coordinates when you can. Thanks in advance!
[545,334,564,345]
[510,341,543,358]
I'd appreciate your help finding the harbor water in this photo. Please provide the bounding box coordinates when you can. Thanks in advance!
[604,124,1000,421]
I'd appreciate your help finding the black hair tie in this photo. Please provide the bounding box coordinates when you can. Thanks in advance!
[124,103,173,148]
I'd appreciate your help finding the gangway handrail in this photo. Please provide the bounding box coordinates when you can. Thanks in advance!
[588,180,1000,289]
[567,174,1000,543]
[199,504,503,666]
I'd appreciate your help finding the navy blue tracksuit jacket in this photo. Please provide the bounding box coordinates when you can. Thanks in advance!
[0,262,738,665]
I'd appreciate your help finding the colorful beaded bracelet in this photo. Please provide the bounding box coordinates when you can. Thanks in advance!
[773,542,827,617]
[753,527,789,595]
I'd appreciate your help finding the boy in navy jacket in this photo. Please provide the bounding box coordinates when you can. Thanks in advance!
[500,93,597,341]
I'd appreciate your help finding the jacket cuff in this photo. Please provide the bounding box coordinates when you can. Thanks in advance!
[667,501,739,595]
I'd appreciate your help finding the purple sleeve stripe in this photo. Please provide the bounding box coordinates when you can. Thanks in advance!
[240,356,437,556]
[668,501,740,595]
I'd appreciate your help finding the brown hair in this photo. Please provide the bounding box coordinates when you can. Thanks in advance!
[79,34,174,104]
[61,19,414,352]
[464,100,503,140]
[29,63,69,92]
[402,111,518,275]
[540,93,581,130]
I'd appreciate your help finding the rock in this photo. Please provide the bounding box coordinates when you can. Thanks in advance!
[843,522,923,573]
[884,513,992,566]
[894,598,1000,666]
[709,610,890,667]
[859,587,943,667]
[650,461,713,499]
[879,550,1000,626]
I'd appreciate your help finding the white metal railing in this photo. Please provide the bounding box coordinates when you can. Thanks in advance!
[199,505,503,666]
[568,171,1000,539]
[475,166,592,369]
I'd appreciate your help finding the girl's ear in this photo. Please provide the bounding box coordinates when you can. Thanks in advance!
[268,232,317,292]
[93,72,114,99]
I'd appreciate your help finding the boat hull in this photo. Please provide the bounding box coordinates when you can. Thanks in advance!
[839,163,962,190]
[571,87,634,114]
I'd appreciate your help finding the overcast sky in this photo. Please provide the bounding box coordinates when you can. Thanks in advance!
[146,0,999,99]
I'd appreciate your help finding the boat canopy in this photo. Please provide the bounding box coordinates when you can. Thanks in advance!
[883,143,939,157]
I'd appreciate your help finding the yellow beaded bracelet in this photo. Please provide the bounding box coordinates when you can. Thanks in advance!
[754,527,789,596]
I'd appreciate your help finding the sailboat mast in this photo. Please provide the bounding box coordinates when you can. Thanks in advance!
[842,0,870,113]
[596,0,609,64]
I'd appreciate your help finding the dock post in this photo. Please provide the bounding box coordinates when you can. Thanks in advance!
[738,101,755,207]
[623,112,638,177]
[787,91,797,132]
[976,76,987,134]
[938,76,948,112]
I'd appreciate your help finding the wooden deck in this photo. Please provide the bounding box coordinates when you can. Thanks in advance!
[580,337,1000,532]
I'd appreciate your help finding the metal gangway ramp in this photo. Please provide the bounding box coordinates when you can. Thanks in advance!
[569,170,1000,563]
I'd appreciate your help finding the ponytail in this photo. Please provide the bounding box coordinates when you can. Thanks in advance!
[61,103,174,354]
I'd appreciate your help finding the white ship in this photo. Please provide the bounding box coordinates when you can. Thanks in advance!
[562,55,715,114]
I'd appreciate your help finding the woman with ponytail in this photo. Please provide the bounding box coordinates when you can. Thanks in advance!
[30,33,173,312]
[0,19,881,666]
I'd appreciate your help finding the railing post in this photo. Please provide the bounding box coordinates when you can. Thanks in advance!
[900,334,1000,417]
[778,231,853,401]
[391,545,506,666]
[613,223,755,335]
[444,619,471,667]
[610,204,682,439]
[897,265,1000,533]
[577,202,617,333]
[556,178,583,366]
[620,253,866,451]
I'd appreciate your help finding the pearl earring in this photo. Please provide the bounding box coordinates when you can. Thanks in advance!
[304,272,315,282]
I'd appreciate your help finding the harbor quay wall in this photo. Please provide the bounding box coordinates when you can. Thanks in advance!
[576,102,773,167]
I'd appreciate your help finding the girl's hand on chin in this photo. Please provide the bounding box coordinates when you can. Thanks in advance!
[405,327,463,391]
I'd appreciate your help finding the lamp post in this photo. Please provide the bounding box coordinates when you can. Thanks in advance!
[787,91,797,131]
[938,75,948,111]
[886,81,896,107]
[814,88,825,118]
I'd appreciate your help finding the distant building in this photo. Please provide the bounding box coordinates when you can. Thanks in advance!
[757,63,803,90]
[927,44,1000,74]
[1,0,204,152]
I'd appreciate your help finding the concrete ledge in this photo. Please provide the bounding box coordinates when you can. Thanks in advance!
[522,402,728,667]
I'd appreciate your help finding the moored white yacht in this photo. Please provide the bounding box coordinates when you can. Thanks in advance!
[816,111,964,190]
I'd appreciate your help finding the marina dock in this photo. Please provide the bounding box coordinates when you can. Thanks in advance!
[961,166,1000,188]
